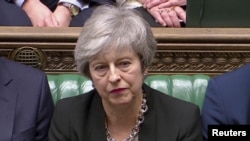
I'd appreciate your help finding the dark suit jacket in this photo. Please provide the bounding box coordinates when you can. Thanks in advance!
[49,84,202,141]
[201,64,250,141]
[0,57,54,141]
[1,0,58,26]
[0,0,31,26]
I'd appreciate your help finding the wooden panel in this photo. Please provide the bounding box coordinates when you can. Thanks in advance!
[1,26,250,76]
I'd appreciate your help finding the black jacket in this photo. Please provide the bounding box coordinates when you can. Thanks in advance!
[49,84,202,141]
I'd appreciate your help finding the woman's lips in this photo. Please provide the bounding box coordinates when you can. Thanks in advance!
[110,88,126,94]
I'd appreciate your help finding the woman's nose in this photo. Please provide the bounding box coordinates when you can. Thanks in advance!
[108,67,121,82]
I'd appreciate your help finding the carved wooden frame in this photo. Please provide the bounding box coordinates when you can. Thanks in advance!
[1,27,250,76]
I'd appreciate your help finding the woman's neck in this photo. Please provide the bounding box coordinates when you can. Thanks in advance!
[104,96,142,126]
[103,94,144,141]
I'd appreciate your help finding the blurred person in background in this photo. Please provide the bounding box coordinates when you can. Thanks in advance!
[201,64,250,141]
[1,0,184,27]
[0,57,54,141]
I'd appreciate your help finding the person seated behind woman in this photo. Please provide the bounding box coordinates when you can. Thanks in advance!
[48,4,202,141]
[141,0,186,27]
[1,0,183,27]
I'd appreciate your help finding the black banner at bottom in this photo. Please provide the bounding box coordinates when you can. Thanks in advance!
[208,125,250,140]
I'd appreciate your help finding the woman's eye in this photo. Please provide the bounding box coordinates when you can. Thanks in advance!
[95,65,106,71]
[119,61,130,68]
[94,65,107,76]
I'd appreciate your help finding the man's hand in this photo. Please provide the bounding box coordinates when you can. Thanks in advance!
[159,6,186,27]
[147,6,186,27]
[147,6,167,26]
[53,5,72,27]
[158,0,186,9]
[22,0,59,27]
[144,0,186,9]
[144,0,163,9]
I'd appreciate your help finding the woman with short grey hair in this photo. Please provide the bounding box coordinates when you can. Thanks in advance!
[49,5,202,141]
[74,5,156,78]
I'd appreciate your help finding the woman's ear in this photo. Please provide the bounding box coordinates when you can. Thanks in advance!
[143,67,148,76]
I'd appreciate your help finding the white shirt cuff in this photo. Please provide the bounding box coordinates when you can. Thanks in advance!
[58,0,89,10]
[14,0,25,7]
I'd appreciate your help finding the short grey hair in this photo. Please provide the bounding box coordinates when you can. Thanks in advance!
[74,5,157,78]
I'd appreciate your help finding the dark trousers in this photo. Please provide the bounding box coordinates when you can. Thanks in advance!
[0,1,32,26]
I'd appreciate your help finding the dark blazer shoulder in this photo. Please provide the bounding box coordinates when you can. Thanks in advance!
[55,89,98,112]
[141,84,202,141]
[0,57,47,85]
[0,57,46,76]
[209,63,250,98]
[214,63,250,82]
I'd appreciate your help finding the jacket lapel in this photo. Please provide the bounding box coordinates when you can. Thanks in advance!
[88,93,107,141]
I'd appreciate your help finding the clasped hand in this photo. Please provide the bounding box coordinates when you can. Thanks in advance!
[22,0,72,27]
[141,0,186,27]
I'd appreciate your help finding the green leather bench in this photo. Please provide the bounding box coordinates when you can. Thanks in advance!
[47,74,210,110]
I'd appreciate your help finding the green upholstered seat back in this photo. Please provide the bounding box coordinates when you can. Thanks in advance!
[47,74,210,110]
[144,74,210,110]
[47,74,93,104]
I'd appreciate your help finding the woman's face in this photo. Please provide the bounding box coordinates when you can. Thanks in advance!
[89,48,145,105]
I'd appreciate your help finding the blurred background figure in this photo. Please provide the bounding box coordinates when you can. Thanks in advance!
[0,57,54,141]
[201,64,250,141]
[0,0,185,27]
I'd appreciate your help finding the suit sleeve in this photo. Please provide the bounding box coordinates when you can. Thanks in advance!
[201,78,227,141]
[49,99,71,141]
[35,74,54,141]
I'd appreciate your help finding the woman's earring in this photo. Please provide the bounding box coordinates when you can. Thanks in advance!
[143,73,148,79]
